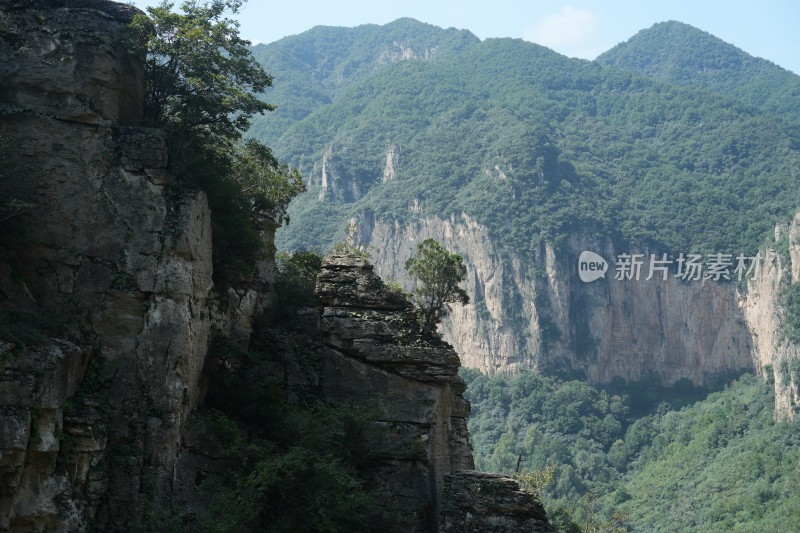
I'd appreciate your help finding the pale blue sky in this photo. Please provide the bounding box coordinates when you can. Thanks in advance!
[130,0,800,75]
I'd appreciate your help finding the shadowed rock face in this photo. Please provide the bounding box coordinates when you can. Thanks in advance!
[0,1,266,529]
[316,253,474,531]
[0,0,144,125]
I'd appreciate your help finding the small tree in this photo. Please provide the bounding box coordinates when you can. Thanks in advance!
[274,250,324,314]
[405,238,469,332]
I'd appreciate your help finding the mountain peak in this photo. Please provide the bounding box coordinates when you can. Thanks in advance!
[596,21,800,120]
[598,21,749,78]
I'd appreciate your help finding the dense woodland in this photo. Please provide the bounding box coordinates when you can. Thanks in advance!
[463,369,800,531]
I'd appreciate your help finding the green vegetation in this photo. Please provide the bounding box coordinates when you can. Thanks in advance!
[405,238,469,332]
[596,21,800,124]
[128,0,303,287]
[273,250,323,318]
[181,264,386,531]
[250,20,800,262]
[194,399,385,533]
[247,18,480,144]
[462,369,800,532]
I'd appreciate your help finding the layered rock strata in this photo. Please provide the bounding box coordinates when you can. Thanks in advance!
[316,253,553,531]
[440,471,556,533]
[316,253,474,531]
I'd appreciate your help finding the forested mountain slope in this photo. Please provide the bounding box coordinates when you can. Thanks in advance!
[596,21,800,124]
[247,18,479,146]
[463,369,800,532]
[253,19,800,257]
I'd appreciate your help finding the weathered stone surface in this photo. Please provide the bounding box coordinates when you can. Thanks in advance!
[440,471,556,532]
[745,215,800,420]
[317,253,476,531]
[317,254,412,310]
[0,1,268,528]
[0,1,144,125]
[355,211,754,386]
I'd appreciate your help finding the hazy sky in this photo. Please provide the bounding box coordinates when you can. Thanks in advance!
[130,1,800,75]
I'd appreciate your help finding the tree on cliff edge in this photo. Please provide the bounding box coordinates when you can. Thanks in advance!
[128,0,303,286]
[131,0,270,149]
[405,239,469,333]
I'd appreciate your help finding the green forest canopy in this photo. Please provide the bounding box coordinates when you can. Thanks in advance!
[462,369,800,532]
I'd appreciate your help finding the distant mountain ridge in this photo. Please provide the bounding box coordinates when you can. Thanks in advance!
[596,21,800,123]
[248,18,479,145]
[253,19,799,257]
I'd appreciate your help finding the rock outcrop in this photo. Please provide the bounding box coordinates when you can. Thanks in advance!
[440,471,555,533]
[744,217,800,420]
[316,253,553,531]
[316,253,474,531]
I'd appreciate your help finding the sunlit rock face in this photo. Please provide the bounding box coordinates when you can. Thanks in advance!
[355,212,753,385]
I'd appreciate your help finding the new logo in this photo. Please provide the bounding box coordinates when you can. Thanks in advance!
[578,251,608,283]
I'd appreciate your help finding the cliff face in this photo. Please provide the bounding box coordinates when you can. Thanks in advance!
[356,212,753,385]
[0,2,264,528]
[356,209,800,419]
[744,216,800,420]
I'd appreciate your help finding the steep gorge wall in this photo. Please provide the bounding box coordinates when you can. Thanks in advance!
[356,210,800,419]
[356,212,753,385]
[744,216,800,420]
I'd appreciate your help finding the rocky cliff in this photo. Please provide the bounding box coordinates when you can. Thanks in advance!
[355,212,753,383]
[354,210,800,419]
[315,253,473,530]
[744,216,800,420]
[0,1,267,529]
